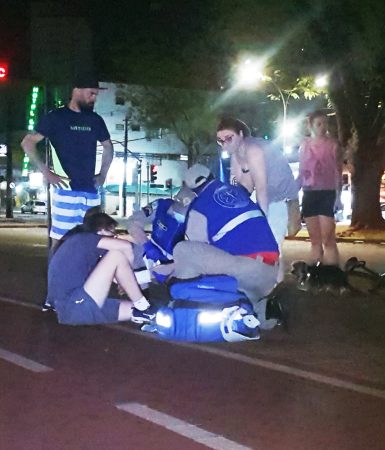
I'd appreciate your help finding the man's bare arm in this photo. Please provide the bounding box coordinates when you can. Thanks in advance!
[246,145,268,213]
[21,133,70,188]
[94,139,114,187]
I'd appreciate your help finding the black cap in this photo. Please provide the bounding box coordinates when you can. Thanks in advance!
[71,72,106,90]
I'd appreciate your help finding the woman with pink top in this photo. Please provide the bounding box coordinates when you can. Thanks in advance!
[299,111,341,266]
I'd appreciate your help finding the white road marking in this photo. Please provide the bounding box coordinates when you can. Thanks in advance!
[110,324,385,401]
[0,297,53,372]
[0,296,40,310]
[2,296,385,400]
[116,402,254,450]
[0,347,53,373]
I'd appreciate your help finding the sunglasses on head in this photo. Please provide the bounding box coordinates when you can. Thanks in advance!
[216,134,235,146]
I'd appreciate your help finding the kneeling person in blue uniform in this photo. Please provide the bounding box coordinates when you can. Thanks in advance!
[173,164,280,328]
[126,186,196,280]
[47,213,156,326]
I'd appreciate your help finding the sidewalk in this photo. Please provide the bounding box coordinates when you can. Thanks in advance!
[0,217,47,228]
[2,215,385,244]
[287,223,385,244]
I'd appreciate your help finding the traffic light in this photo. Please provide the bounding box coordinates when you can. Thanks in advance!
[150,164,158,182]
[0,61,9,82]
[165,178,172,189]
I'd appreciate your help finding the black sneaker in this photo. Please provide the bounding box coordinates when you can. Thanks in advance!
[265,296,284,324]
[41,299,56,312]
[131,306,157,324]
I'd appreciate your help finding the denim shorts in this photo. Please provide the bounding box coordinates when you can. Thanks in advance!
[302,190,336,218]
[56,287,120,325]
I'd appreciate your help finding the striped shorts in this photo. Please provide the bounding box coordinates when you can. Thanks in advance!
[50,188,101,240]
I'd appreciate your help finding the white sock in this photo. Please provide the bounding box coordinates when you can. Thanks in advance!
[133,296,150,311]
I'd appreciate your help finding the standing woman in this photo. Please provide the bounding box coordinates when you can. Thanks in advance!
[299,111,341,266]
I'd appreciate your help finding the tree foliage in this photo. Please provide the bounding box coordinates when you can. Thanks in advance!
[243,1,385,229]
[119,85,220,164]
[91,0,385,228]
[291,1,385,229]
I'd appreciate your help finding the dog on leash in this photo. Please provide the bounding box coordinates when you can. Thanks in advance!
[291,261,351,295]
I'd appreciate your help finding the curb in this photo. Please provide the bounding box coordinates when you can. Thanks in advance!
[285,236,385,245]
[1,222,385,244]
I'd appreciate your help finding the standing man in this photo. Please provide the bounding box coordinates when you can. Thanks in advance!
[216,117,300,282]
[21,73,114,244]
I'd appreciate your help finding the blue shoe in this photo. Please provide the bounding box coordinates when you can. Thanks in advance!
[131,305,157,324]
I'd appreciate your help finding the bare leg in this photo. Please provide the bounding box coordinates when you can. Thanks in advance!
[83,249,143,309]
[319,215,339,265]
[305,216,323,264]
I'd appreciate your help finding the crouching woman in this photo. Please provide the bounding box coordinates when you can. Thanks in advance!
[47,213,155,326]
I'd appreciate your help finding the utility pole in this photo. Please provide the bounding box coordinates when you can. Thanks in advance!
[122,115,129,217]
[4,84,13,218]
[5,134,13,218]
[146,162,150,205]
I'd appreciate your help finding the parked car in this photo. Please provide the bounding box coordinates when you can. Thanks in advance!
[20,200,47,214]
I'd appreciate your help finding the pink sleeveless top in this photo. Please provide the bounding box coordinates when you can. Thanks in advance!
[299,136,340,190]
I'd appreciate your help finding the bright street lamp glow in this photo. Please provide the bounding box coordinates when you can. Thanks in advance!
[280,119,298,139]
[236,59,264,88]
[315,75,328,89]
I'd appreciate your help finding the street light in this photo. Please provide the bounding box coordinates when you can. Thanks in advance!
[236,58,290,149]
[314,74,328,89]
[235,60,328,151]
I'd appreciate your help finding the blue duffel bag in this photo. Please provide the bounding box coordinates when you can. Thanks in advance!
[152,275,260,342]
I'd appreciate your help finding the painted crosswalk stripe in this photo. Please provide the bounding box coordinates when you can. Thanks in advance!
[116,402,254,450]
[0,347,53,373]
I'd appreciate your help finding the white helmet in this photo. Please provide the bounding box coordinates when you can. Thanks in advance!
[220,306,260,342]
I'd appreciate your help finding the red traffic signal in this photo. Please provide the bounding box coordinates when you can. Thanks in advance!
[150,164,158,182]
[0,61,9,81]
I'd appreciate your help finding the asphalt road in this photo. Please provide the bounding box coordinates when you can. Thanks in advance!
[0,228,385,450]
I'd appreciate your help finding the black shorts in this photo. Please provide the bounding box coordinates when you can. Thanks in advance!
[302,190,336,218]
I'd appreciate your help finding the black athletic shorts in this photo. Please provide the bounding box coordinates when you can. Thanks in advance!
[301,190,336,218]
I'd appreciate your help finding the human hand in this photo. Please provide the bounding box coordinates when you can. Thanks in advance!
[115,233,135,243]
[44,170,71,189]
[94,173,106,188]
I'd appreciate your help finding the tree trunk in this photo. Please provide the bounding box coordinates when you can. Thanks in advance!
[350,145,385,229]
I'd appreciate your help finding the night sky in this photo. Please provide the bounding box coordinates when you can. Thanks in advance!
[0,0,308,88]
